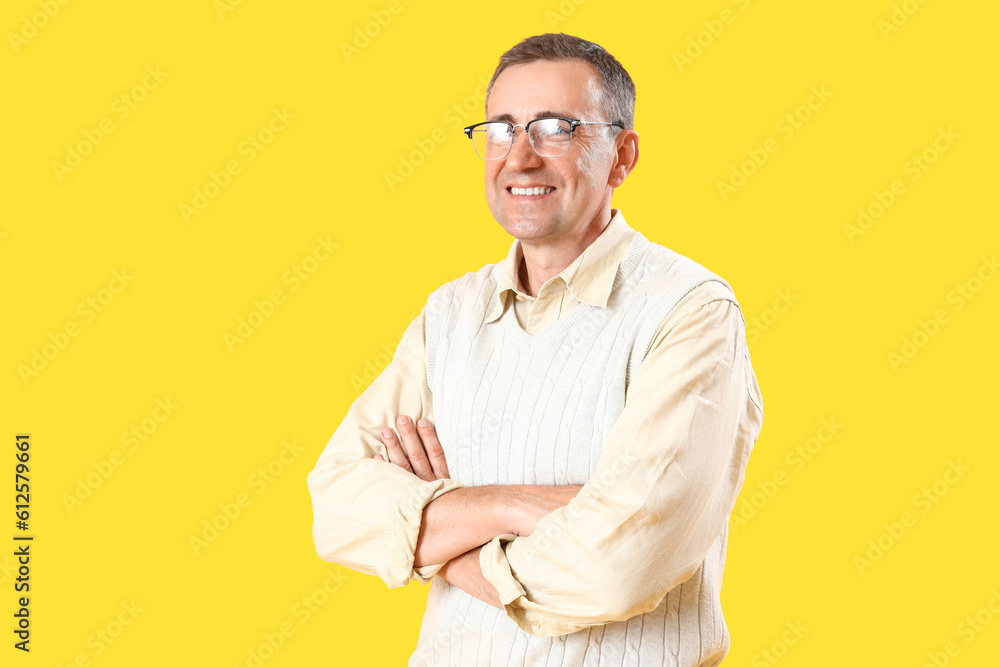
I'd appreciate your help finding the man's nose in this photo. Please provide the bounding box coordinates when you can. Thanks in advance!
[505,125,542,169]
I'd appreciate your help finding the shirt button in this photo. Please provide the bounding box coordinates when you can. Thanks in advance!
[530,621,540,630]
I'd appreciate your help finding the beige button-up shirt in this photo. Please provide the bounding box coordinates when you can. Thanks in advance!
[307,209,763,639]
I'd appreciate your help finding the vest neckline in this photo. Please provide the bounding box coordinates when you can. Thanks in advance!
[500,231,650,344]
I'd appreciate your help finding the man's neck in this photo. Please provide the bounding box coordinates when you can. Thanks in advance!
[517,209,614,297]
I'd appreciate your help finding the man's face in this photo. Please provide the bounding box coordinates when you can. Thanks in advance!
[484,59,619,245]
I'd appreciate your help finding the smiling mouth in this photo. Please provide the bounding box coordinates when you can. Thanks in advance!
[508,186,556,198]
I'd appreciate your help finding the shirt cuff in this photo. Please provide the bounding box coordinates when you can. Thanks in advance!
[380,477,467,588]
[479,533,525,604]
[410,562,446,584]
[479,533,598,637]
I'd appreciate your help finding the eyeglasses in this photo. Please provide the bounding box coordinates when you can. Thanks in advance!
[462,117,624,160]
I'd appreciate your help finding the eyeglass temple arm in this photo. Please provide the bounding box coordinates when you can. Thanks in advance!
[572,120,625,130]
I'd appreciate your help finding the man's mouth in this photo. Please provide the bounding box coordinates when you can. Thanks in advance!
[508,186,555,197]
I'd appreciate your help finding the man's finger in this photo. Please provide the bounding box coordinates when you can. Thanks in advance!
[379,428,414,474]
[416,419,450,479]
[395,416,435,481]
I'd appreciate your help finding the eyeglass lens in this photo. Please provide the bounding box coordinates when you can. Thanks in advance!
[470,118,573,159]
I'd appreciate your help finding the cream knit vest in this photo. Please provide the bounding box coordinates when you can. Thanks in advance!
[412,231,735,666]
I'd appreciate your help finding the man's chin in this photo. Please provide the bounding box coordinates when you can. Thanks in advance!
[495,214,556,239]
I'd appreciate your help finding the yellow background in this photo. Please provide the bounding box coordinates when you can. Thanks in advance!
[2,0,998,665]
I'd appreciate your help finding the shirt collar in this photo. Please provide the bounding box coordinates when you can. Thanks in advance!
[485,209,636,323]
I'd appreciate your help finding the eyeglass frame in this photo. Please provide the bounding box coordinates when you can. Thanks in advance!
[461,117,626,160]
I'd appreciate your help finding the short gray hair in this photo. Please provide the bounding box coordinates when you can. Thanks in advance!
[485,33,636,130]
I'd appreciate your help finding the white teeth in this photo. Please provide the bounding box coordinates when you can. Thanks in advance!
[511,187,553,196]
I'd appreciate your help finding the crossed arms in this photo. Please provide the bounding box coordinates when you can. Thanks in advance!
[374,415,583,609]
[306,282,763,635]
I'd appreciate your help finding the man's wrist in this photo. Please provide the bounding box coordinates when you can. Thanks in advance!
[414,485,517,567]
[414,483,580,567]
[481,484,521,538]
[470,484,539,538]
[490,483,585,537]
[445,485,522,538]
[439,545,502,609]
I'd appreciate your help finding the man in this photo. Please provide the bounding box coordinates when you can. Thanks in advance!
[307,33,763,666]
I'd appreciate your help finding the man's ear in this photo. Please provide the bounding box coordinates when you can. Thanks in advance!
[608,129,639,188]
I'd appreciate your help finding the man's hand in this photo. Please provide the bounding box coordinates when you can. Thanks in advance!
[375,416,451,481]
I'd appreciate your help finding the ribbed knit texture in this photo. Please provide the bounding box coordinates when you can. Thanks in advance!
[411,232,734,667]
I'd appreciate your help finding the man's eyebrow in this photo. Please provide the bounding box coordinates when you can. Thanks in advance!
[488,110,577,123]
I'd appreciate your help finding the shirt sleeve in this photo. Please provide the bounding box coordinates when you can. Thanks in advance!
[306,305,468,588]
[478,281,764,636]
